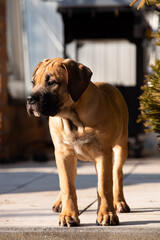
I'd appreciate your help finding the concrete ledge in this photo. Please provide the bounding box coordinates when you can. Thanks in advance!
[0,227,160,240]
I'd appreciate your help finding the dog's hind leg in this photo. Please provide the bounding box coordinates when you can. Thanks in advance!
[113,142,130,213]
[52,192,62,213]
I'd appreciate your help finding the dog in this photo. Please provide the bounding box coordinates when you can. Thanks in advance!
[27,58,130,227]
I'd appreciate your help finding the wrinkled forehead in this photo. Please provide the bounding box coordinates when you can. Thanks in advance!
[32,58,66,84]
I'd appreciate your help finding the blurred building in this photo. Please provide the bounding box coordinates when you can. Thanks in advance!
[0,0,159,162]
[0,0,51,162]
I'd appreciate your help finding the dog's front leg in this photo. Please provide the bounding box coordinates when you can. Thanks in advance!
[95,150,119,226]
[55,149,80,227]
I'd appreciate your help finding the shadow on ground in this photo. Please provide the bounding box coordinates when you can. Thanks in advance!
[0,170,160,194]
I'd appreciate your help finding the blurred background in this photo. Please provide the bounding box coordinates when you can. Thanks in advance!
[0,0,160,163]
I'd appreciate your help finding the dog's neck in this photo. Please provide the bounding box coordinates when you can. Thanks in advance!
[58,82,101,134]
[72,82,101,126]
[60,110,84,135]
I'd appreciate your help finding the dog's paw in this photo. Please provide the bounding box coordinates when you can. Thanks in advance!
[59,213,80,227]
[96,211,119,226]
[114,201,130,213]
[52,201,62,213]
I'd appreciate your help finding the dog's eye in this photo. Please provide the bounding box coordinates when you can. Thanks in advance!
[31,80,35,86]
[45,74,50,82]
[48,80,59,86]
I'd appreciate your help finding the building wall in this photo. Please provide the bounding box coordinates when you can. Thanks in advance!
[0,0,50,162]
[75,40,136,86]
[0,0,8,159]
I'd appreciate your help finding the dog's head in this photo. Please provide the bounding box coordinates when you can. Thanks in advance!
[27,58,92,117]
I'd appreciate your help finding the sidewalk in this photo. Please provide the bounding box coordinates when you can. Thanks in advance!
[0,158,160,240]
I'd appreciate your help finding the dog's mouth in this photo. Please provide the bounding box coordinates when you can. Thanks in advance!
[27,104,41,117]
[27,92,62,117]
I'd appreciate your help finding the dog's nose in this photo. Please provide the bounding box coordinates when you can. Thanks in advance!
[27,94,39,104]
[27,96,33,103]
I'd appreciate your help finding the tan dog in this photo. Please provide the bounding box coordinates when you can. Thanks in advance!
[27,58,130,227]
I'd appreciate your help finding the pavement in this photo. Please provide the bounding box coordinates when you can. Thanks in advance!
[0,157,160,240]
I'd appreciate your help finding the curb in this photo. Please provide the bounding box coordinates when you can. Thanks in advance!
[0,227,160,240]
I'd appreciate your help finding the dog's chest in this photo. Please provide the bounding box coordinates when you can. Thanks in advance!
[62,125,99,160]
[65,133,94,151]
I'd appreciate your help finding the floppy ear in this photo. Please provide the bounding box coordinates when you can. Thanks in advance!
[62,59,92,102]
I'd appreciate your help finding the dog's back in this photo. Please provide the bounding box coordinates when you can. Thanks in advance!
[95,82,128,113]
[95,82,128,127]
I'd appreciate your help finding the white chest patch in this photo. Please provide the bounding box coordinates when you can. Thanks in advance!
[63,139,84,156]
[63,132,98,157]
[74,142,85,156]
[60,118,99,158]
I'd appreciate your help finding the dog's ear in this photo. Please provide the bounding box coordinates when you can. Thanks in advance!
[62,59,92,102]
